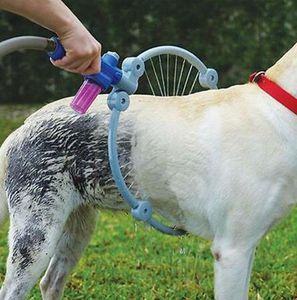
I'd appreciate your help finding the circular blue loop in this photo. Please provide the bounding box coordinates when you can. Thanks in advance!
[107,46,219,236]
[131,201,153,222]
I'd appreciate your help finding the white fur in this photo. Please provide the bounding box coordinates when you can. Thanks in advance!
[0,131,14,227]
[1,42,297,300]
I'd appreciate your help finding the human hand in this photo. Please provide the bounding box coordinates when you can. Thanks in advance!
[51,23,101,75]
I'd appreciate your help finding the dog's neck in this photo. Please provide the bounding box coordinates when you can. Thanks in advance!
[266,42,297,98]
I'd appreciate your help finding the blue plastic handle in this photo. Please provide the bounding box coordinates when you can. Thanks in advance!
[85,52,122,89]
[48,37,66,61]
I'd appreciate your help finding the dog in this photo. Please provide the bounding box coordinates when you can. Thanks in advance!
[1,41,297,300]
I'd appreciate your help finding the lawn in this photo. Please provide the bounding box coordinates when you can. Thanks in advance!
[0,105,297,299]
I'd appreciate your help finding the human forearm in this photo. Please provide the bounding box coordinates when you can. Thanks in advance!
[0,0,102,74]
[0,0,80,36]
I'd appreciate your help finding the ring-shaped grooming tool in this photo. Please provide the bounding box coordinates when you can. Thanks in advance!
[107,46,218,236]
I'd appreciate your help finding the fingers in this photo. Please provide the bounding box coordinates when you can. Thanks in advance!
[52,43,101,74]
[52,57,96,74]
[52,25,102,75]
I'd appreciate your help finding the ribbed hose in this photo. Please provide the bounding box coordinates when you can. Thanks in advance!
[0,36,55,58]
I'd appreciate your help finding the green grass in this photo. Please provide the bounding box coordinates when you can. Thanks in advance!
[0,105,297,299]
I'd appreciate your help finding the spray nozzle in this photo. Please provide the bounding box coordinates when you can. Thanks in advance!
[47,37,123,114]
[71,52,123,114]
[48,37,144,114]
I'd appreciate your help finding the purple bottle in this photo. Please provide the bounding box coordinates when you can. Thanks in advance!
[70,79,103,114]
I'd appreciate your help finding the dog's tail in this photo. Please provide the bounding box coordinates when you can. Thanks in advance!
[0,134,11,228]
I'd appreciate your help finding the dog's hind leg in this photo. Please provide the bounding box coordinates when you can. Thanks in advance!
[211,241,256,300]
[40,205,98,300]
[0,193,76,300]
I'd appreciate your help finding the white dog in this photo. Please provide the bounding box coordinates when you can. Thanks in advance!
[0,42,297,300]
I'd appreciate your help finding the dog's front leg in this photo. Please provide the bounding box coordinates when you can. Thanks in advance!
[211,243,256,300]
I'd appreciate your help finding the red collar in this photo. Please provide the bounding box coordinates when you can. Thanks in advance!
[249,71,297,114]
